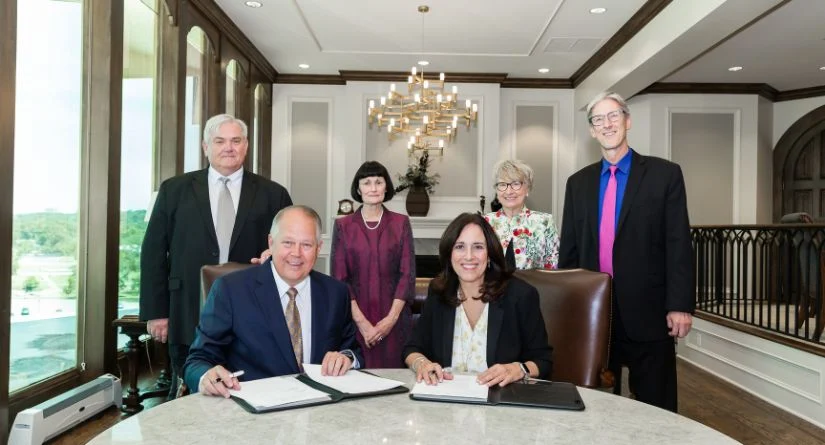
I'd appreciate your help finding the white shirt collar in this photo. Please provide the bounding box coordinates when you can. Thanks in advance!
[270,261,311,299]
[208,165,244,183]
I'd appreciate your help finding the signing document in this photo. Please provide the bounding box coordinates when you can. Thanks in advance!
[410,374,489,402]
[228,375,330,411]
[302,364,405,394]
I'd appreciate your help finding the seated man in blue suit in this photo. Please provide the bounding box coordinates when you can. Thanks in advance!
[183,205,362,398]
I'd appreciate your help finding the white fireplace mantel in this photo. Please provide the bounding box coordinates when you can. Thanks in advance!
[409,216,454,239]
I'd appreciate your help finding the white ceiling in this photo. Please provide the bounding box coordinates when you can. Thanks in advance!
[216,0,825,91]
[664,0,825,91]
[216,0,646,78]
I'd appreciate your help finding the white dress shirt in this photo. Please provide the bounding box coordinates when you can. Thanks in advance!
[207,166,243,231]
[270,264,359,369]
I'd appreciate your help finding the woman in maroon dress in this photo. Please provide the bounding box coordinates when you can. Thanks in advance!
[331,161,416,368]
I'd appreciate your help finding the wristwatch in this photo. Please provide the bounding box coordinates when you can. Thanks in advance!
[518,362,530,381]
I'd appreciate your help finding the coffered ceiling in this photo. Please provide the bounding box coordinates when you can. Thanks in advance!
[216,0,825,92]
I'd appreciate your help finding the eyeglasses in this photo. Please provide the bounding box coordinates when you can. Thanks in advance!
[588,110,625,128]
[495,181,524,192]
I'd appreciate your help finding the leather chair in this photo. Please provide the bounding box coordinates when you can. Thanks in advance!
[779,212,825,340]
[200,262,257,304]
[514,268,614,389]
[412,278,430,327]
[175,262,257,397]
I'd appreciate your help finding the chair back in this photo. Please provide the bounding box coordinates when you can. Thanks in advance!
[412,278,431,327]
[176,262,257,399]
[200,262,257,303]
[514,268,612,388]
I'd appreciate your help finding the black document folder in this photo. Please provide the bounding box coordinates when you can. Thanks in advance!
[410,379,585,411]
[231,372,409,414]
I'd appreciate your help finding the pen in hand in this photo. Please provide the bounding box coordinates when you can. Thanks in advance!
[215,370,245,384]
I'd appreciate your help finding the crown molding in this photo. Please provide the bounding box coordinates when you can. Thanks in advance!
[775,85,825,102]
[570,0,672,87]
[275,74,346,85]
[189,0,277,82]
[638,82,825,102]
[638,82,779,101]
[500,78,573,89]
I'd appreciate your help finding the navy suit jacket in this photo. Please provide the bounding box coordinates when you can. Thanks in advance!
[183,263,362,392]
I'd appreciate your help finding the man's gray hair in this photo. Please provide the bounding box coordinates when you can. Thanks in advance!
[202,114,248,143]
[492,159,534,191]
[585,91,630,122]
[270,205,323,242]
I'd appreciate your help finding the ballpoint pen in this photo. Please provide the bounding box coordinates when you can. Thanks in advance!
[215,370,245,384]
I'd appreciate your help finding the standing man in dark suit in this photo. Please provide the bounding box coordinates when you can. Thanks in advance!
[140,114,292,398]
[559,92,694,412]
[184,206,362,397]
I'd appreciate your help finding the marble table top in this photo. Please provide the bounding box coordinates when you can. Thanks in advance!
[88,369,740,445]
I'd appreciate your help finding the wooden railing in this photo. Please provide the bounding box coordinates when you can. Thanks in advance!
[692,225,825,345]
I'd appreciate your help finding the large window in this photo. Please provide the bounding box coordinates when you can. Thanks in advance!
[252,84,266,174]
[10,0,83,392]
[118,0,158,346]
[183,27,210,173]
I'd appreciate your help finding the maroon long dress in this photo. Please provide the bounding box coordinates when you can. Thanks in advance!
[330,207,415,368]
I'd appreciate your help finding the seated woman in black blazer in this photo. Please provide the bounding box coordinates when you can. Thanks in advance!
[403,213,553,386]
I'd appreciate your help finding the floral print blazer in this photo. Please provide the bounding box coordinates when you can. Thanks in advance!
[484,207,559,270]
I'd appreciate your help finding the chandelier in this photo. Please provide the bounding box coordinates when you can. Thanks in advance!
[367,5,479,155]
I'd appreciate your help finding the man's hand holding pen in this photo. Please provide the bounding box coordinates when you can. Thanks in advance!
[199,365,244,398]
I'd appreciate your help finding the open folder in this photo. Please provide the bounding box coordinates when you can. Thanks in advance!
[409,374,585,411]
[229,364,408,414]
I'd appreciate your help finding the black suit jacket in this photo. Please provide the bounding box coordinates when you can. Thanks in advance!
[559,150,694,341]
[403,277,553,379]
[183,266,362,392]
[139,168,292,345]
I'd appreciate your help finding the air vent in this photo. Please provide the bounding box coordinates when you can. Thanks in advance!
[544,37,603,53]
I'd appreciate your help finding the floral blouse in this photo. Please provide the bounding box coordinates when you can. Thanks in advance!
[484,207,559,270]
[450,304,489,373]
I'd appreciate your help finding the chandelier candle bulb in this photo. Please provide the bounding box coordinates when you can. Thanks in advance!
[364,6,478,157]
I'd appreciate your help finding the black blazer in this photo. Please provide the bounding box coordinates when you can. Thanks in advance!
[183,265,362,391]
[403,277,553,379]
[559,150,694,342]
[139,168,292,345]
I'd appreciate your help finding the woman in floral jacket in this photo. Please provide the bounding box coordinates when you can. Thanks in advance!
[484,160,559,270]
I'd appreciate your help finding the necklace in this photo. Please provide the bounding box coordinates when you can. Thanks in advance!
[363,207,383,230]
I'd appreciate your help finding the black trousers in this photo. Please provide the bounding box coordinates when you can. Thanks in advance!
[168,343,191,399]
[609,304,678,413]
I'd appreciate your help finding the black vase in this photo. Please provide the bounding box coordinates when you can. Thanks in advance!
[406,186,430,216]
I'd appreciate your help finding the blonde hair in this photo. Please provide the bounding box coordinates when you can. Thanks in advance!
[492,159,534,191]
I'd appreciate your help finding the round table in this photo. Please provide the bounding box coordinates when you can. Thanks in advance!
[89,369,739,444]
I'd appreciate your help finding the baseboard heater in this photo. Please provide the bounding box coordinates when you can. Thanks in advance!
[8,374,122,445]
